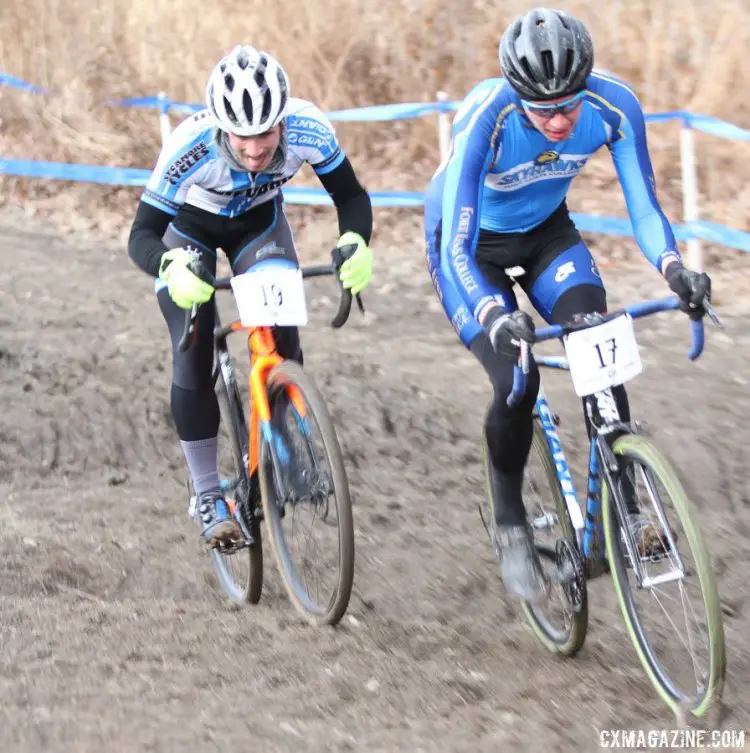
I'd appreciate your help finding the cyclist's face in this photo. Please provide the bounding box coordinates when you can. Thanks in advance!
[523,94,583,142]
[228,125,281,172]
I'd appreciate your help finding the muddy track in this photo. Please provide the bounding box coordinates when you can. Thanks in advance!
[1,215,749,752]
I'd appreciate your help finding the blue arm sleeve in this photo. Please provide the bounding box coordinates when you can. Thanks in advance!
[439,87,505,318]
[608,90,680,272]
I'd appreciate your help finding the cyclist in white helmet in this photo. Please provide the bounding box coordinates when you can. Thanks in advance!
[128,45,374,547]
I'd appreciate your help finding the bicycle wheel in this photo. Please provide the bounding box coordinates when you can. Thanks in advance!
[481,415,588,656]
[258,359,354,626]
[209,364,263,605]
[602,433,725,716]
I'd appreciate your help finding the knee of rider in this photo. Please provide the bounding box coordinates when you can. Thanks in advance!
[170,383,220,440]
[484,408,529,472]
[486,387,532,435]
[171,354,215,393]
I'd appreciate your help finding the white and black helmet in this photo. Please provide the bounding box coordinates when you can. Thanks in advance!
[499,8,594,100]
[206,45,290,135]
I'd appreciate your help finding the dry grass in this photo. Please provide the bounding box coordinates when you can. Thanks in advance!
[0,0,748,258]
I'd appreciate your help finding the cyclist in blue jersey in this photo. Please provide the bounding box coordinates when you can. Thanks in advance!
[424,8,711,601]
[127,45,374,548]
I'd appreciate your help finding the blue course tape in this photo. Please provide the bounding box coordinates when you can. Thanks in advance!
[106,95,202,115]
[326,101,458,122]
[0,158,151,186]
[4,72,750,139]
[645,110,750,141]
[0,73,50,96]
[1,156,748,252]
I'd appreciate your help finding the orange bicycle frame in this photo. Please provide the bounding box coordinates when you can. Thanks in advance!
[228,322,306,479]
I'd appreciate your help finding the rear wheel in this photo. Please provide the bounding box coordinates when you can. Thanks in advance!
[481,415,588,656]
[209,364,263,605]
[259,360,354,626]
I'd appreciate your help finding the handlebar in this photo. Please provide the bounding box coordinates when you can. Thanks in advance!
[507,295,721,408]
[177,244,364,352]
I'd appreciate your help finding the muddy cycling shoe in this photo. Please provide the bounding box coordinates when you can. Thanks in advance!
[492,523,550,603]
[198,491,241,548]
[626,513,677,559]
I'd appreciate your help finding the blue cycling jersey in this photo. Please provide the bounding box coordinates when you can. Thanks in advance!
[424,71,680,322]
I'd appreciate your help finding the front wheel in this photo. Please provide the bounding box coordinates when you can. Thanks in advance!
[259,360,354,626]
[602,434,726,716]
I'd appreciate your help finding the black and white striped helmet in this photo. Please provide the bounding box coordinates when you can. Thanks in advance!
[206,45,290,135]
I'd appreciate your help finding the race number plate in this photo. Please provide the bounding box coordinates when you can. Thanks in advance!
[563,313,642,397]
[230,265,308,327]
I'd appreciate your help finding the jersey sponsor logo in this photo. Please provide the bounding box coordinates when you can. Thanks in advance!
[535,150,560,165]
[210,175,291,199]
[451,303,471,334]
[555,261,576,283]
[487,155,589,191]
[165,142,209,185]
[256,241,286,260]
[450,206,480,294]
[287,131,332,150]
[144,189,180,213]
[191,111,212,124]
[288,117,331,137]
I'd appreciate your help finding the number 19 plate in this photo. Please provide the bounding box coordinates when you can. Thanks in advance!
[563,313,642,397]
[230,265,308,327]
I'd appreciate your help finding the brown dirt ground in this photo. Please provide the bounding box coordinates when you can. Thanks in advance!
[1,208,749,753]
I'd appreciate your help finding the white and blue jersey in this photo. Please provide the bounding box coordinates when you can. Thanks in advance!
[143,98,346,218]
[424,70,679,346]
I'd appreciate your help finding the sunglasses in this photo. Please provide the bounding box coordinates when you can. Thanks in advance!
[521,91,586,119]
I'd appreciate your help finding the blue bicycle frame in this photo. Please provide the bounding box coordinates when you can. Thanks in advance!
[515,296,707,564]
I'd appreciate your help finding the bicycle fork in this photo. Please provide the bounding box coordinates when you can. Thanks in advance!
[597,434,687,589]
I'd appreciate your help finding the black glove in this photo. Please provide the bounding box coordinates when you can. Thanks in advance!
[664,262,711,320]
[483,307,536,360]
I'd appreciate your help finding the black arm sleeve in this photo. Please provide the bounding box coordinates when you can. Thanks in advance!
[128,200,173,277]
[316,156,373,245]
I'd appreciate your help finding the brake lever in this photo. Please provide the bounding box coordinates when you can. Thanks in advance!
[702,299,723,329]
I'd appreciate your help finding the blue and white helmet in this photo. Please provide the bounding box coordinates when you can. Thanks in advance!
[206,45,291,136]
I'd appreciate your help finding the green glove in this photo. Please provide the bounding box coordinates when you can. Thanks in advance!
[158,248,214,310]
[336,232,373,296]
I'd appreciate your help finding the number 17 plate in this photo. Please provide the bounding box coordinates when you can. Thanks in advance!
[563,313,643,397]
